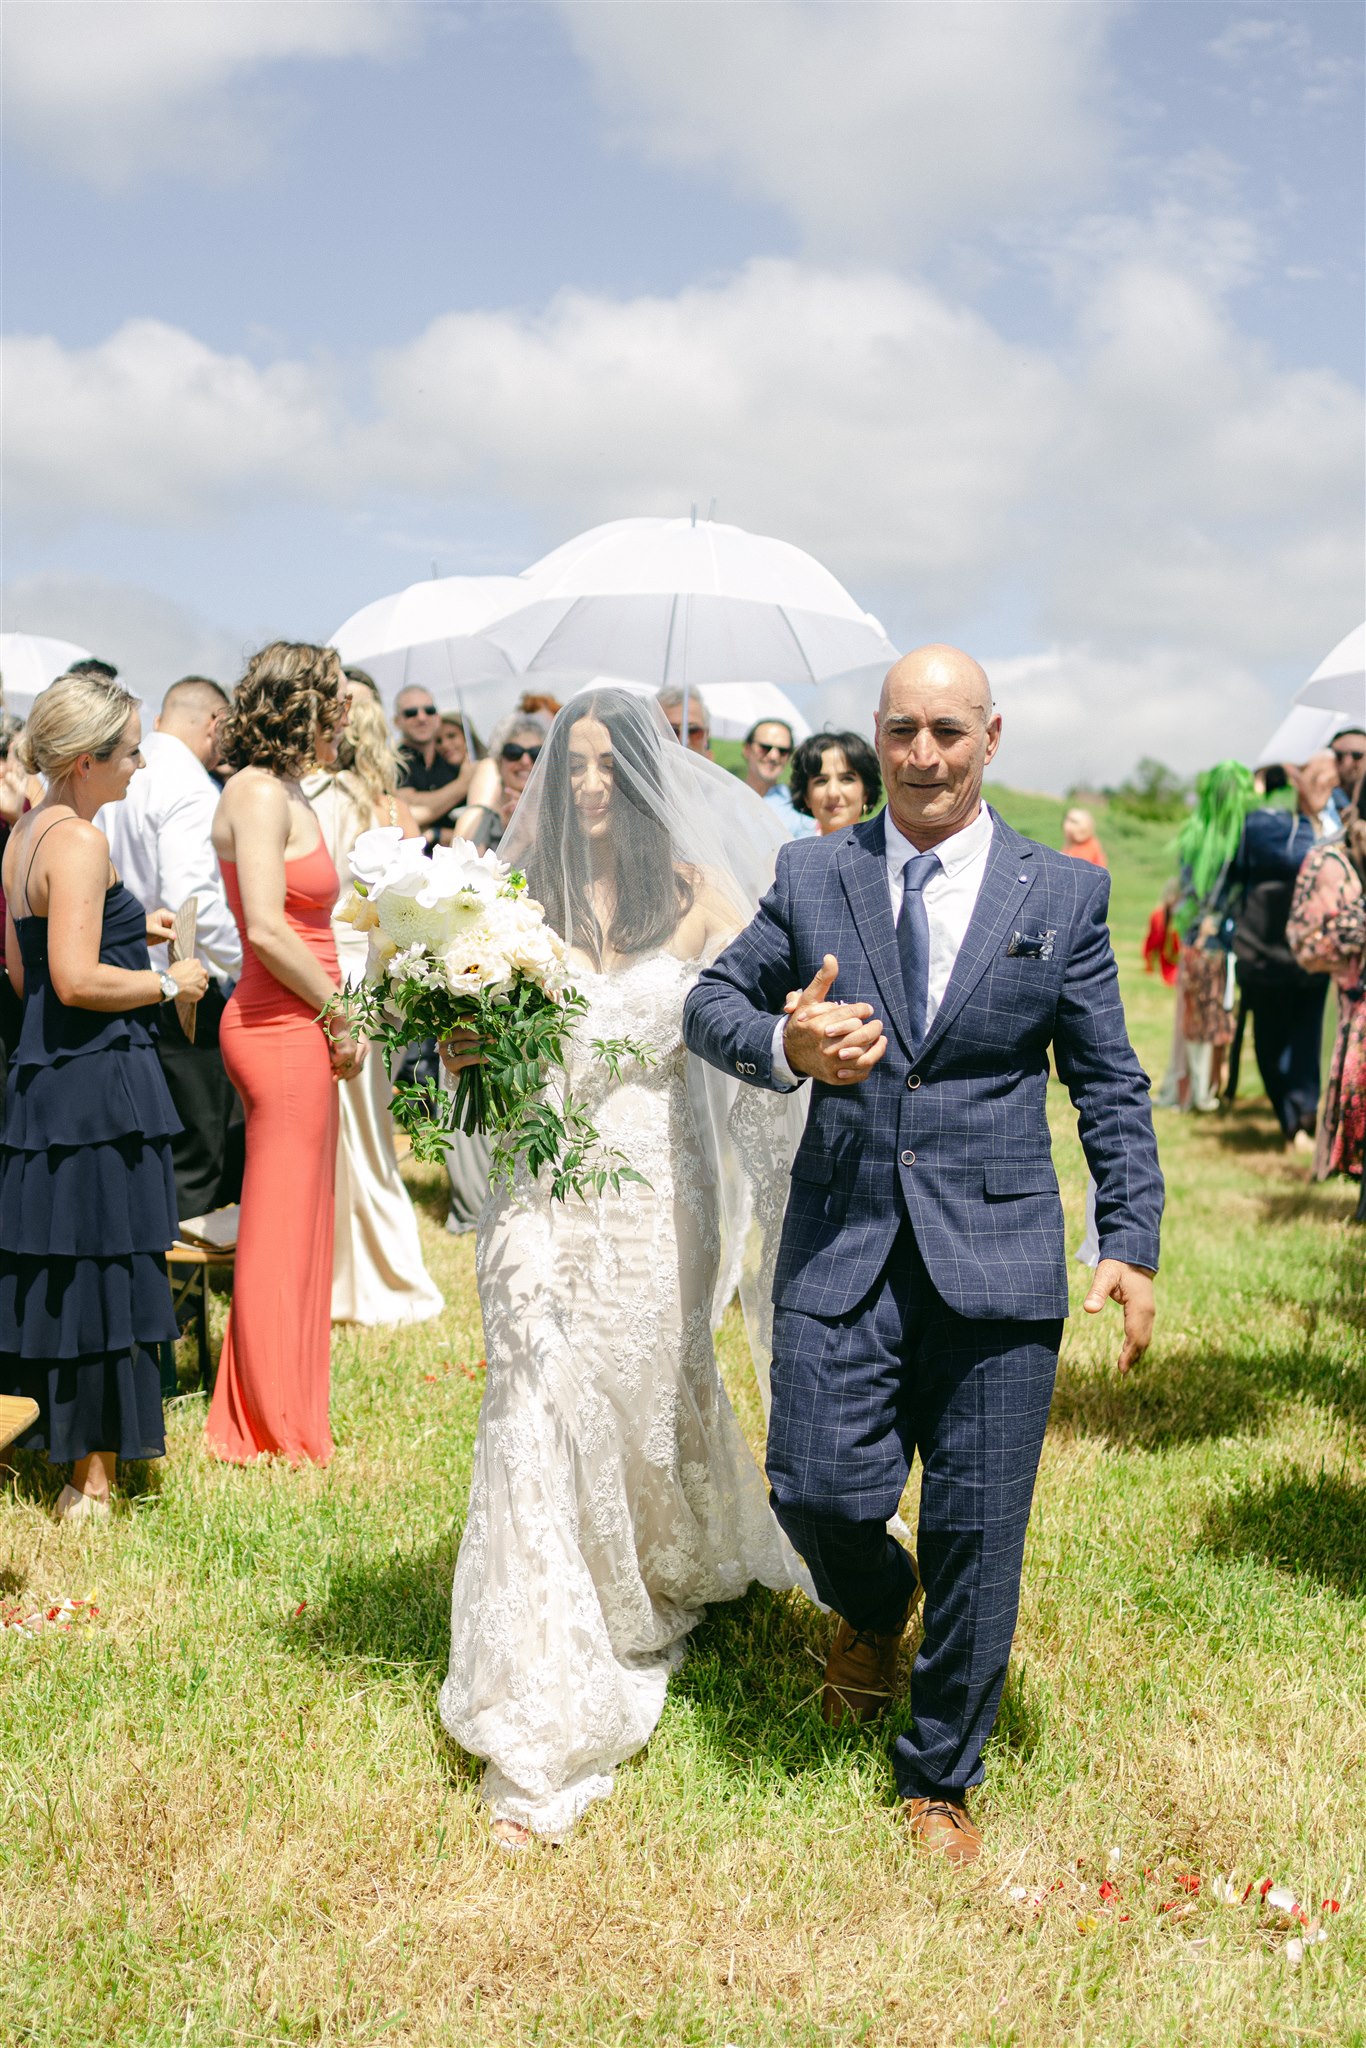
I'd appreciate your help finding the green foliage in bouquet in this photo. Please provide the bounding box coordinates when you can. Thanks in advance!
[325,975,654,1203]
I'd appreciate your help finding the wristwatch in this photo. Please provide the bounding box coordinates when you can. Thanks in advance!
[157,970,178,1003]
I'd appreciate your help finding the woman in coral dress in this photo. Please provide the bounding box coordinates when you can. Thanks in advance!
[206,643,365,1467]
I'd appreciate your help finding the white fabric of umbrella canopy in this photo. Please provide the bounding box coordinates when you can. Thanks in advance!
[0,632,95,702]
[559,674,813,743]
[330,574,531,726]
[1255,621,1366,767]
[482,516,898,689]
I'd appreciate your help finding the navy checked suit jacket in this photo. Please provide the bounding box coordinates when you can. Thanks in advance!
[683,808,1164,1322]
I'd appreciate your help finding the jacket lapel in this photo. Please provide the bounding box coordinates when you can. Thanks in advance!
[915,809,1036,1066]
[837,815,915,1056]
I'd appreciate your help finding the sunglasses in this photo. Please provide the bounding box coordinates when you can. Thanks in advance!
[1333,747,1365,764]
[753,741,792,760]
[398,703,438,719]
[501,742,542,765]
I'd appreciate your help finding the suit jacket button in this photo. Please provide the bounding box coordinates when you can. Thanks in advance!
[901,1149,916,1166]
[906,1074,921,1090]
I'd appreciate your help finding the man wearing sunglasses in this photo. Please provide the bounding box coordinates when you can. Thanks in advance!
[741,719,818,838]
[393,686,475,843]
[1331,728,1366,812]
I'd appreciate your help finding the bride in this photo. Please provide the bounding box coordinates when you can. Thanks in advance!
[438,688,803,1846]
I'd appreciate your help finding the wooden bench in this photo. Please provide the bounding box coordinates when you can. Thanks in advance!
[159,1240,236,1397]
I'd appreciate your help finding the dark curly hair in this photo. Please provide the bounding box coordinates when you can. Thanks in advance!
[219,641,344,778]
[790,729,882,818]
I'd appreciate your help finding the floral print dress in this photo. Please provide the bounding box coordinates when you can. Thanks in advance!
[1287,840,1366,1181]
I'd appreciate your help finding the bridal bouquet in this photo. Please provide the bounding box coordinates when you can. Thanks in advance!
[329,828,649,1201]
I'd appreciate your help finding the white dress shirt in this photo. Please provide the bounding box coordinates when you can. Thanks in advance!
[97,731,242,984]
[771,803,995,1085]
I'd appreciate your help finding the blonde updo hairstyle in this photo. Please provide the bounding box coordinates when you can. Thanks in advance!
[219,640,344,779]
[18,671,140,782]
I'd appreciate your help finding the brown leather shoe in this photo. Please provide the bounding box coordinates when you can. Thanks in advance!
[901,1796,982,1866]
[820,1575,921,1727]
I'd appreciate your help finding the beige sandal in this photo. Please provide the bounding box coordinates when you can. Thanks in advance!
[55,1485,112,1526]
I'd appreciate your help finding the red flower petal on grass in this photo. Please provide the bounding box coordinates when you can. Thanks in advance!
[1099,1881,1119,1902]
[422,1373,438,1384]
[293,1602,308,1619]
[1175,1875,1201,1895]
[1323,1899,1341,1914]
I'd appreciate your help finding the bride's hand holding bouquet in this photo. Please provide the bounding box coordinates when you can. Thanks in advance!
[326,827,649,1201]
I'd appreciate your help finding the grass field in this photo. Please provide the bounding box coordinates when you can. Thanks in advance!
[4,790,1365,2047]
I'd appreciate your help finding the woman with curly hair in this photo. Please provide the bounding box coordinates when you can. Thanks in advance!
[207,642,365,1466]
[304,679,443,1326]
[789,729,882,836]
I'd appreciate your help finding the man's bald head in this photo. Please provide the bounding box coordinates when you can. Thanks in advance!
[879,644,994,724]
[874,644,1001,850]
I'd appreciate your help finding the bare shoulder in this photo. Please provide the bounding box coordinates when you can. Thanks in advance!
[18,810,107,869]
[678,864,752,953]
[213,766,288,846]
[9,809,109,907]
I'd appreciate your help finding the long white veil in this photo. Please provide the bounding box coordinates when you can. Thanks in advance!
[498,687,807,1420]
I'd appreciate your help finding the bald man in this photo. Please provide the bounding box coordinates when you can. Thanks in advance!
[685,645,1162,1864]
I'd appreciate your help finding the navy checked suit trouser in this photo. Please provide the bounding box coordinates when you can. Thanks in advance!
[768,1223,1061,1800]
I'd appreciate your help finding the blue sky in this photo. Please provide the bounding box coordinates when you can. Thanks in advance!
[4,1,1362,788]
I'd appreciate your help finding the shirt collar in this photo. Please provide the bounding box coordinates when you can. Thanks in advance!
[884,800,994,878]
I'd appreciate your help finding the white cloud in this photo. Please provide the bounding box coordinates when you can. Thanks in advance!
[3,319,340,529]
[1206,14,1362,107]
[0,575,253,706]
[984,646,1279,793]
[560,0,1116,259]
[7,254,1361,786]
[366,261,1063,599]
[1,1,416,185]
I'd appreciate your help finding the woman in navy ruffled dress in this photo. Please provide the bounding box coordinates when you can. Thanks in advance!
[0,673,207,1523]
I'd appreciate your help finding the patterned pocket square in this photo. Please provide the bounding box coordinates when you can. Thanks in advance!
[1007,927,1058,960]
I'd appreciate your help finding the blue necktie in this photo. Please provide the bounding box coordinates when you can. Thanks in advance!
[896,851,941,1049]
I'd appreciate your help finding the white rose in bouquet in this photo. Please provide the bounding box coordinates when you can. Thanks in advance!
[349,826,421,894]
[329,830,650,1197]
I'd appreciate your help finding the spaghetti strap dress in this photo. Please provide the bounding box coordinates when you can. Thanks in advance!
[0,880,180,1463]
[205,836,341,1466]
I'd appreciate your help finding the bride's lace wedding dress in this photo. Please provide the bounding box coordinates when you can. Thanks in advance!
[438,951,797,1838]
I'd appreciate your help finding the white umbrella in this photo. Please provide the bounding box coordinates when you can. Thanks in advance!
[1255,621,1366,767]
[560,674,813,744]
[484,516,898,689]
[329,575,532,731]
[691,681,812,743]
[0,632,95,701]
[1297,620,1365,716]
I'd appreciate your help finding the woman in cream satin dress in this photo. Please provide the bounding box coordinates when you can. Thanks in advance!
[305,681,443,1327]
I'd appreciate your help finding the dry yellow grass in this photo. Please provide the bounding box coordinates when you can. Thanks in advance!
[4,798,1365,2045]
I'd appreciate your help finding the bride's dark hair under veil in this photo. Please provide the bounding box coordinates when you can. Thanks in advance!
[497,685,814,1515]
[521,688,695,968]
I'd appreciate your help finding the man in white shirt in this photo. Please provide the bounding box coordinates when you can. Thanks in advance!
[98,677,243,1219]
